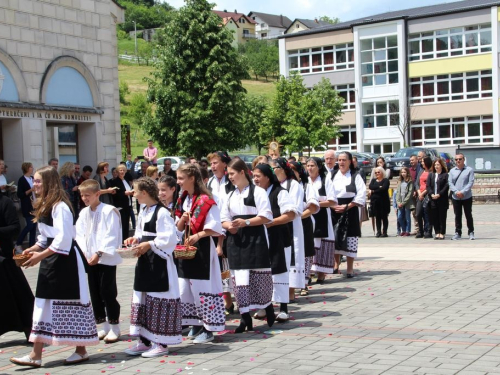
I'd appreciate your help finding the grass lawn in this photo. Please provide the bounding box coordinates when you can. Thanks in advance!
[117,38,148,56]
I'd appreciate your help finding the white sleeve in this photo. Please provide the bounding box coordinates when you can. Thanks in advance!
[100,208,122,255]
[277,190,298,218]
[254,186,273,221]
[203,204,223,235]
[220,193,232,223]
[149,207,177,259]
[305,184,320,214]
[325,177,338,203]
[75,209,87,253]
[289,180,304,215]
[48,202,75,255]
[353,174,367,206]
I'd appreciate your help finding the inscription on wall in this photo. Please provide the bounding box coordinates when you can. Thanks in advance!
[0,109,95,122]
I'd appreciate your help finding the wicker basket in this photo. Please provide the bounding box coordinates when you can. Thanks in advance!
[12,248,32,267]
[174,213,198,260]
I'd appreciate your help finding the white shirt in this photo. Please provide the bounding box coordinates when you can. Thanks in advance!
[303,182,320,214]
[266,185,298,218]
[281,179,304,216]
[332,170,366,206]
[36,202,75,255]
[135,205,177,259]
[123,179,132,206]
[0,175,7,192]
[76,203,123,266]
[220,185,273,223]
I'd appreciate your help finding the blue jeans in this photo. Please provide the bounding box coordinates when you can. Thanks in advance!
[16,214,37,247]
[397,207,412,233]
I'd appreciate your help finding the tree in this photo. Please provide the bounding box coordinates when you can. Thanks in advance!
[318,16,340,25]
[118,0,175,33]
[242,96,269,154]
[138,42,154,65]
[119,81,130,105]
[128,93,152,128]
[283,78,343,154]
[239,40,279,81]
[144,0,248,159]
[262,74,344,155]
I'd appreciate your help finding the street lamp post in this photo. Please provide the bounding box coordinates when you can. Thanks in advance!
[132,20,137,63]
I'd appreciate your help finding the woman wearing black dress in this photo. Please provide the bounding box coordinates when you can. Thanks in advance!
[368,167,390,237]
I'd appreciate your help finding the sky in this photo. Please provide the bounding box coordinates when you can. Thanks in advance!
[164,0,457,22]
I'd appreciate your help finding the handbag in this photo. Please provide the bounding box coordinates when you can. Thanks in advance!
[174,213,197,260]
[333,207,349,251]
[361,205,369,222]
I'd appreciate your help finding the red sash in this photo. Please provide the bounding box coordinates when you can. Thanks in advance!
[175,191,216,234]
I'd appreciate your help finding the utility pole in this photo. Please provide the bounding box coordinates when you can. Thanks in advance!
[133,20,137,63]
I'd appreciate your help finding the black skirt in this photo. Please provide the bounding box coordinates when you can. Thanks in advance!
[332,198,361,238]
[302,217,315,257]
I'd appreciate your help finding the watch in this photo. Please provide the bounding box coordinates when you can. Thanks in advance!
[97,251,103,258]
[245,219,251,226]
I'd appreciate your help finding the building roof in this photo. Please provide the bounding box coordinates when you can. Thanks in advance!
[284,18,334,33]
[213,10,256,24]
[248,11,292,28]
[280,0,500,39]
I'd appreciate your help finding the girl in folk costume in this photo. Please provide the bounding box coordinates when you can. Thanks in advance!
[271,158,306,302]
[123,177,182,357]
[206,151,235,315]
[220,159,274,333]
[331,152,366,278]
[76,179,123,344]
[10,166,98,368]
[252,163,297,323]
[289,161,319,296]
[158,175,179,215]
[307,157,337,284]
[174,164,225,344]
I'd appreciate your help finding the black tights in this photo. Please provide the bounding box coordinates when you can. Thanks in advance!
[375,214,388,234]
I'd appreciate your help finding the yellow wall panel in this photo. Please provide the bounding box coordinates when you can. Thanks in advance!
[497,7,500,21]
[408,54,492,78]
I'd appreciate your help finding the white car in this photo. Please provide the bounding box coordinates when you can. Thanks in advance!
[157,156,185,173]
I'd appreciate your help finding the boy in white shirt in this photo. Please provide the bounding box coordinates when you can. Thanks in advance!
[76,179,123,343]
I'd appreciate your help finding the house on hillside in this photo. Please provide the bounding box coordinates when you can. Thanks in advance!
[285,18,333,34]
[213,10,256,48]
[247,11,292,39]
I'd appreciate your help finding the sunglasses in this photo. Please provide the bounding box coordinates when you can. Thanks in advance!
[455,158,463,161]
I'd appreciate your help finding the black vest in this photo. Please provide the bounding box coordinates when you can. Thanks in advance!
[331,171,361,238]
[266,184,289,274]
[312,177,329,238]
[134,204,170,292]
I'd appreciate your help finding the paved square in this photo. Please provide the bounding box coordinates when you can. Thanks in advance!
[1,205,500,374]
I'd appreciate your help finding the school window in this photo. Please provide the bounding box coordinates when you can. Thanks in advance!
[363,101,399,128]
[410,115,494,146]
[335,84,356,110]
[410,70,492,104]
[408,23,491,61]
[327,125,357,150]
[360,35,398,87]
[288,43,354,74]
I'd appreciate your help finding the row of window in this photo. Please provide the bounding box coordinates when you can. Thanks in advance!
[360,36,399,87]
[410,70,492,104]
[288,44,354,74]
[336,84,356,110]
[363,101,399,128]
[327,125,357,149]
[411,116,494,146]
[408,24,491,61]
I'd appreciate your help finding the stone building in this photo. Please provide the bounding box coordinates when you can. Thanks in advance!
[0,0,124,181]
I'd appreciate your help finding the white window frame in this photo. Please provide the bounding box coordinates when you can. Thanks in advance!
[410,115,494,146]
[288,43,354,75]
[335,84,356,110]
[363,100,399,128]
[327,125,357,150]
[408,23,492,61]
[360,35,399,87]
[410,70,493,104]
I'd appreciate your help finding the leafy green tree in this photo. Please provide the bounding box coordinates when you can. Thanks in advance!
[144,0,248,159]
[119,81,130,105]
[118,0,175,32]
[243,96,269,154]
[239,40,279,81]
[318,16,340,25]
[129,93,152,127]
[138,42,154,65]
[262,74,343,154]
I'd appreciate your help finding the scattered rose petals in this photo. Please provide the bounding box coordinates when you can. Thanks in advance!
[177,369,183,372]
[396,317,402,320]
[371,293,374,296]
[250,357,255,361]
[323,302,326,304]
[187,362,195,365]
[160,360,165,363]
[169,361,176,364]
[111,355,116,358]
[108,366,115,369]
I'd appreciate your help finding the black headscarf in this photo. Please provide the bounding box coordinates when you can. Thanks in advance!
[254,163,278,187]
[290,161,308,184]
[308,157,327,177]
[216,151,231,164]
[274,157,297,181]
[337,151,356,172]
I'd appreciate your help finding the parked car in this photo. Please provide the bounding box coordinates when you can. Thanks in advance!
[336,151,374,176]
[381,152,396,161]
[439,152,456,171]
[360,152,379,160]
[238,154,258,170]
[386,147,439,177]
[157,156,185,173]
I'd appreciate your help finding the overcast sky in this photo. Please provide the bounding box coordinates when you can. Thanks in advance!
[165,0,455,22]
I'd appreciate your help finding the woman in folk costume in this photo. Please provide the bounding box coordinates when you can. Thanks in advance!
[10,166,98,368]
[331,152,366,278]
[174,164,225,344]
[289,161,319,296]
[206,151,235,315]
[252,163,296,322]
[270,158,306,303]
[220,159,274,333]
[307,157,337,284]
[123,177,182,358]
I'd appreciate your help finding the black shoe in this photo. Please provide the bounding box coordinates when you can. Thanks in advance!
[235,313,253,333]
[416,233,423,238]
[224,303,235,316]
[316,278,325,285]
[346,273,354,278]
[381,233,388,237]
[265,304,276,327]
[308,277,312,286]
[424,232,432,239]
[376,232,381,238]
[333,268,339,274]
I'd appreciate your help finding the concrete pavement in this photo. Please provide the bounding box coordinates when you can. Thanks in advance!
[0,204,499,374]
